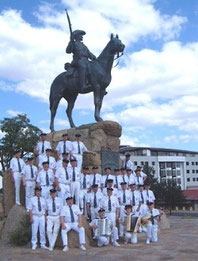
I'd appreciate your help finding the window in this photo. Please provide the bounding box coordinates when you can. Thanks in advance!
[196,170,198,174]
[192,162,195,165]
[152,170,155,174]
[192,170,195,174]
[166,162,172,168]
[186,162,189,165]
[196,162,198,165]
[160,170,166,177]
[160,162,165,169]
[172,169,176,177]
[187,178,190,182]
[145,161,148,166]
[141,161,144,166]
[152,161,155,166]
[193,178,196,182]
[187,170,190,174]
[197,178,198,181]
[134,161,137,166]
[176,162,180,168]
[177,178,181,184]
[167,170,172,177]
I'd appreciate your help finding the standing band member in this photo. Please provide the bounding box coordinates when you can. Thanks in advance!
[22,157,38,211]
[122,154,134,171]
[70,158,81,205]
[35,133,51,164]
[61,196,86,251]
[10,150,25,205]
[79,166,91,215]
[55,133,74,160]
[28,187,48,250]
[87,184,103,220]
[46,189,63,251]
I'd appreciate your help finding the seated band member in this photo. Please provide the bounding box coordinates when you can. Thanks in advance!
[141,202,160,244]
[46,189,63,251]
[61,196,86,251]
[87,184,103,220]
[28,187,48,250]
[119,205,139,244]
[89,208,120,247]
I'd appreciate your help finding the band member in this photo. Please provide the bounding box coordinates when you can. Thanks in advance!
[139,184,147,212]
[22,157,38,211]
[69,159,81,205]
[135,166,147,182]
[103,179,118,196]
[101,188,119,227]
[79,166,91,214]
[89,208,120,247]
[87,184,103,220]
[113,168,120,189]
[56,152,71,169]
[61,196,86,251]
[35,133,51,163]
[117,168,128,190]
[28,187,48,250]
[119,205,139,244]
[89,166,102,188]
[117,182,132,237]
[134,168,144,187]
[39,149,56,172]
[46,189,63,251]
[129,183,141,212]
[122,154,134,171]
[37,161,54,199]
[126,169,135,186]
[101,167,115,189]
[71,134,95,172]
[144,183,156,204]
[141,202,160,244]
[55,159,71,202]
[10,150,25,205]
[55,133,74,160]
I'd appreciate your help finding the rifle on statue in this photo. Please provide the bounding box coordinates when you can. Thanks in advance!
[65,9,73,40]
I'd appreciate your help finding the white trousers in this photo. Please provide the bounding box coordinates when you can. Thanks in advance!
[70,181,80,206]
[125,232,137,243]
[95,227,118,246]
[13,171,22,204]
[90,207,100,221]
[106,212,116,227]
[146,223,158,242]
[58,183,71,203]
[31,215,46,247]
[25,181,36,209]
[47,216,60,248]
[41,185,53,199]
[74,154,83,172]
[61,222,86,246]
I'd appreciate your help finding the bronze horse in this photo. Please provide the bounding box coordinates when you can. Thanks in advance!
[49,34,125,131]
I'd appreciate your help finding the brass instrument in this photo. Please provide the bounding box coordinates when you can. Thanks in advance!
[94,218,112,237]
[126,214,141,233]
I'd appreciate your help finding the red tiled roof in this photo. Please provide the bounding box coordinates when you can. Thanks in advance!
[183,189,198,200]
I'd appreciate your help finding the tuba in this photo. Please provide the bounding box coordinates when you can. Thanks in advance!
[94,218,112,238]
[126,214,141,233]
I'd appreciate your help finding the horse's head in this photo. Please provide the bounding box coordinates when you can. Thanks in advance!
[109,33,125,55]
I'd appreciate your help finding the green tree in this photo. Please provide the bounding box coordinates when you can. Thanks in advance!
[0,114,42,174]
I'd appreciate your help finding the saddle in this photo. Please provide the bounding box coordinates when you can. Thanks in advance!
[64,63,76,77]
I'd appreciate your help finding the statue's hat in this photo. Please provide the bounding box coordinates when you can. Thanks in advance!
[72,30,86,37]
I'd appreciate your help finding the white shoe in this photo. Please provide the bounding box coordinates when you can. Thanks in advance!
[79,245,86,251]
[16,202,21,206]
[49,247,53,251]
[26,210,30,213]
[146,238,150,244]
[41,245,49,250]
[63,245,69,252]
[32,245,37,250]
[113,241,120,247]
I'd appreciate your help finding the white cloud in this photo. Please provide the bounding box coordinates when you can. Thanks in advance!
[6,109,24,117]
[120,134,150,147]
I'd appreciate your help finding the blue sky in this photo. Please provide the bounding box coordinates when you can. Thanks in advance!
[0,0,198,151]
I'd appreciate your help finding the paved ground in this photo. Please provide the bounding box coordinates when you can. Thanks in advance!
[0,216,198,261]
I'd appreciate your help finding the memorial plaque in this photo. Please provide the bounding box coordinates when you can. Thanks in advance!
[101,150,119,174]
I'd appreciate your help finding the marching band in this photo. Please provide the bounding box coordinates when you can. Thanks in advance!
[9,132,162,251]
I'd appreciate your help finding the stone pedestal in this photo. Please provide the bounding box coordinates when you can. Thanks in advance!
[47,121,122,172]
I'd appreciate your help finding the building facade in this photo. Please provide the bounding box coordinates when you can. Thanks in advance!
[120,146,198,190]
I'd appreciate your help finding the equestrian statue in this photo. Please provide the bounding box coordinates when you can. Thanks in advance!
[49,10,125,131]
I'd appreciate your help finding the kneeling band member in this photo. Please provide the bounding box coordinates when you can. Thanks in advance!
[61,196,86,251]
[89,208,120,247]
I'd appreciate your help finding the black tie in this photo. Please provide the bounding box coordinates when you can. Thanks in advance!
[147,190,149,204]
[72,168,76,182]
[38,197,41,212]
[141,192,144,203]
[69,206,75,223]
[123,191,126,204]
[41,141,44,153]
[132,192,135,206]
[83,175,86,189]
[108,196,112,211]
[125,161,127,170]
[46,171,49,186]
[94,193,97,208]
[105,176,108,187]
[115,176,118,188]
[123,175,126,183]
[65,168,69,180]
[93,174,96,186]
[77,141,81,154]
[30,165,34,179]
[63,141,66,154]
[17,158,22,172]
[52,198,56,212]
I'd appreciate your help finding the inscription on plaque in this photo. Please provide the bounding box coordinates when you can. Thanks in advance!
[101,150,119,174]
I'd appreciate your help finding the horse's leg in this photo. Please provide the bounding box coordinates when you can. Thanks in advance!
[65,95,78,128]
[94,85,103,122]
[50,97,61,132]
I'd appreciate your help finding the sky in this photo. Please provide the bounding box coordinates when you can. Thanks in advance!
[0,0,198,151]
